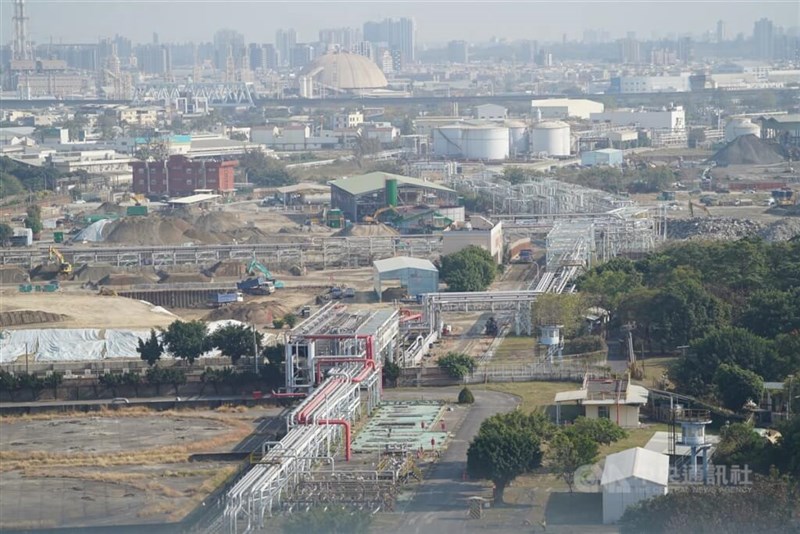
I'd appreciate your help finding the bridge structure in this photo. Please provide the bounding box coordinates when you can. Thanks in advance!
[131,81,255,107]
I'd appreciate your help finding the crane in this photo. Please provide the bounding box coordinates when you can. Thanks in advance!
[48,246,72,276]
[362,205,399,224]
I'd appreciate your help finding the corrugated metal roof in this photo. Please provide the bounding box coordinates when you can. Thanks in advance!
[330,172,455,196]
[168,193,220,205]
[373,256,438,273]
[601,447,669,487]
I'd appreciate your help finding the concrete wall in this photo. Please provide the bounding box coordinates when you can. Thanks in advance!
[603,478,668,524]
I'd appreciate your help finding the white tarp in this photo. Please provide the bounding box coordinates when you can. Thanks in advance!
[75,218,112,242]
[105,330,152,359]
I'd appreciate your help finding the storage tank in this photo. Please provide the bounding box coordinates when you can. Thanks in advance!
[432,125,463,157]
[385,178,398,207]
[462,125,510,160]
[724,118,761,142]
[530,120,571,157]
[505,120,529,157]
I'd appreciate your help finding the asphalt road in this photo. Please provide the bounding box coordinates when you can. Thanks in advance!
[395,389,519,534]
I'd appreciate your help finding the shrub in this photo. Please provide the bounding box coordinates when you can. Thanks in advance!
[273,318,285,329]
[458,386,475,404]
[438,352,477,380]
[562,335,605,356]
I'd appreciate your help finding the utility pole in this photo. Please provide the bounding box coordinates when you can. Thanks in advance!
[252,324,259,374]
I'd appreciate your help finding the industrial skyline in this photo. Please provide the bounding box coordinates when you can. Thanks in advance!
[0,0,797,46]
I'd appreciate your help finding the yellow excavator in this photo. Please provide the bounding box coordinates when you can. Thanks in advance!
[688,201,711,217]
[48,246,73,277]
[362,206,399,224]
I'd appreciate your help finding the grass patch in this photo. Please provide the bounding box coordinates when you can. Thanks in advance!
[492,336,537,364]
[597,425,666,456]
[479,381,579,413]
[637,356,677,388]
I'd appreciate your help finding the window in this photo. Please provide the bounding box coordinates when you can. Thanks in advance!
[598,406,610,419]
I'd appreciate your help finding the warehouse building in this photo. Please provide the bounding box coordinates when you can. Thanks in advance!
[531,98,605,120]
[581,148,624,167]
[602,448,669,524]
[373,257,439,301]
[442,217,504,264]
[329,172,458,223]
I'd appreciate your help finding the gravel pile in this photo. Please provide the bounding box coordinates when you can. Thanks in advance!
[759,218,800,241]
[711,134,785,166]
[667,217,764,241]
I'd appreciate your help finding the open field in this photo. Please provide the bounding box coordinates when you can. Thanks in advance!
[0,406,281,529]
[492,336,538,364]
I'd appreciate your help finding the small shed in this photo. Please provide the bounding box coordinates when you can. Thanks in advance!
[601,447,669,524]
[373,257,439,301]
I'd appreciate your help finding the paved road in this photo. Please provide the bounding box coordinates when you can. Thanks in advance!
[0,393,277,410]
[395,389,519,534]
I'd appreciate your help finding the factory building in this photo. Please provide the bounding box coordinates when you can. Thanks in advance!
[442,217,504,264]
[610,74,691,93]
[590,105,686,133]
[531,98,605,120]
[373,257,439,301]
[330,172,458,223]
[432,122,510,160]
[130,155,237,196]
[474,103,507,120]
[581,148,624,167]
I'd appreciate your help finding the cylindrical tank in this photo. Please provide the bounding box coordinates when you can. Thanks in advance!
[462,125,510,160]
[724,118,761,142]
[530,120,571,157]
[385,178,398,207]
[432,125,463,157]
[505,120,529,156]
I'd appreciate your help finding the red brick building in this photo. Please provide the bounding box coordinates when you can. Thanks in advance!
[131,155,237,196]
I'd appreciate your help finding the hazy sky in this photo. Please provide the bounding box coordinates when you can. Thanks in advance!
[1,0,798,46]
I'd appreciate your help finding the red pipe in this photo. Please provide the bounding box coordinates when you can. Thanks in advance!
[352,360,376,382]
[317,419,351,461]
[296,379,342,424]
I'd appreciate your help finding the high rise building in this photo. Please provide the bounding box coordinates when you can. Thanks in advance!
[447,41,469,63]
[290,44,314,69]
[618,37,641,64]
[362,18,415,66]
[351,41,373,60]
[716,20,726,43]
[754,18,775,59]
[213,29,245,70]
[136,43,171,76]
[275,28,297,67]
[319,27,362,51]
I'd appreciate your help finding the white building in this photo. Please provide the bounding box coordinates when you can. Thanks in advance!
[615,74,691,93]
[531,98,605,120]
[602,447,669,524]
[474,103,508,121]
[590,106,685,133]
[442,217,503,264]
[333,110,364,129]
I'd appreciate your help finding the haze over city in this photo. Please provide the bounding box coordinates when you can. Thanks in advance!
[1,0,798,44]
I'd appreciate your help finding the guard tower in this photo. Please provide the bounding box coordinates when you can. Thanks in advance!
[673,407,712,483]
[539,324,563,363]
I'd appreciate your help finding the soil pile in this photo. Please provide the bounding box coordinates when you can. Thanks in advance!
[93,202,127,215]
[158,272,211,284]
[759,218,800,241]
[335,223,399,237]
[0,266,30,285]
[667,217,764,240]
[204,301,289,325]
[0,310,69,327]
[711,135,785,166]
[102,212,250,246]
[99,273,157,286]
[72,264,118,282]
[204,261,245,278]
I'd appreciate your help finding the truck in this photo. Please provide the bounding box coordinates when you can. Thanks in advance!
[209,291,244,307]
[237,277,275,295]
[485,317,499,337]
[518,249,534,263]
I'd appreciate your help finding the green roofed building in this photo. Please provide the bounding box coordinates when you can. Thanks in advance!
[329,172,458,223]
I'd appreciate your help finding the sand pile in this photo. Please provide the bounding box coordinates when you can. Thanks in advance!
[0,310,69,327]
[104,216,194,245]
[99,273,157,286]
[335,223,399,237]
[72,264,118,282]
[158,272,211,284]
[711,135,785,166]
[204,261,245,278]
[93,201,127,215]
[0,266,30,285]
[204,301,289,325]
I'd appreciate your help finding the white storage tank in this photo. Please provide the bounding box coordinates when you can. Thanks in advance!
[724,118,761,143]
[462,125,510,160]
[530,120,571,157]
[505,120,529,157]
[432,125,464,157]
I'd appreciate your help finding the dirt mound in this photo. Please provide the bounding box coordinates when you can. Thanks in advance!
[99,273,157,286]
[72,264,118,282]
[711,134,785,166]
[0,266,30,285]
[158,272,211,283]
[204,261,245,278]
[192,212,242,233]
[203,301,289,325]
[335,223,399,237]
[759,218,800,242]
[93,202,126,215]
[0,310,70,327]
[103,216,195,246]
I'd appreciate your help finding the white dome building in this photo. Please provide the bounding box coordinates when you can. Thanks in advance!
[724,118,761,143]
[299,52,388,96]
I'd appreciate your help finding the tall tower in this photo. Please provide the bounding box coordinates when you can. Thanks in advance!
[13,0,32,61]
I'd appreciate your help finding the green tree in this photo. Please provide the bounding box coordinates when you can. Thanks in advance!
[772,332,800,381]
[0,370,20,400]
[99,372,126,397]
[577,264,643,310]
[739,289,800,339]
[467,411,545,504]
[773,416,800,477]
[438,352,476,380]
[121,371,141,396]
[260,344,286,389]
[502,166,528,185]
[548,430,599,492]
[161,320,209,365]
[208,324,260,365]
[382,358,401,387]
[163,368,187,395]
[137,329,163,366]
[0,223,13,246]
[566,417,627,445]
[25,205,43,235]
[439,245,497,292]
[458,386,475,404]
[532,293,587,337]
[283,313,298,328]
[145,366,167,395]
[240,149,295,187]
[282,505,372,534]
[98,114,118,140]
[714,363,764,411]
[43,372,63,399]
[713,422,769,473]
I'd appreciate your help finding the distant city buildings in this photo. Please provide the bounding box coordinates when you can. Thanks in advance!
[275,28,297,67]
[363,17,416,66]
[447,41,469,64]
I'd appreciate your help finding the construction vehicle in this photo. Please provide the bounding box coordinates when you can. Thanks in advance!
[771,188,795,207]
[208,291,244,307]
[484,317,499,337]
[688,201,711,217]
[245,259,284,289]
[362,206,399,224]
[48,246,73,277]
[237,277,275,295]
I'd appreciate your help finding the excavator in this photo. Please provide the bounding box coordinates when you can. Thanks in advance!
[362,206,399,224]
[245,258,285,289]
[48,246,73,277]
[688,201,711,217]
